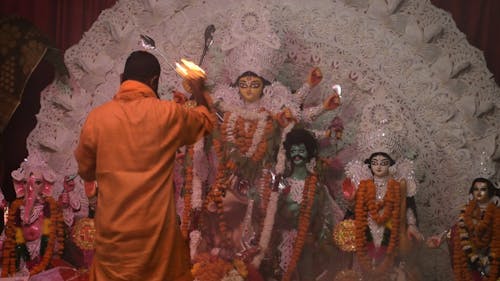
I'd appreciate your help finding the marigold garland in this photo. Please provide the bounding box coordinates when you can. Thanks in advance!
[220,111,274,163]
[452,199,499,281]
[354,179,401,278]
[205,136,232,247]
[207,109,276,250]
[452,223,473,281]
[2,197,64,277]
[191,253,247,281]
[463,200,495,248]
[281,172,317,281]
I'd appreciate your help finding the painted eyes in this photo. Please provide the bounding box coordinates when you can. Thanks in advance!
[370,160,390,166]
[239,82,262,89]
[290,149,306,155]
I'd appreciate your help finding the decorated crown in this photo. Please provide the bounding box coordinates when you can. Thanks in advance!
[11,153,56,183]
[220,2,284,83]
[356,88,406,161]
[348,89,418,195]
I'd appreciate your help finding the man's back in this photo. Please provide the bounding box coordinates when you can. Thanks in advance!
[75,80,212,281]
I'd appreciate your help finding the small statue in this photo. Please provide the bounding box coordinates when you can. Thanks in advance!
[58,175,82,228]
[267,128,342,281]
[1,156,64,277]
[426,178,499,281]
[342,152,423,281]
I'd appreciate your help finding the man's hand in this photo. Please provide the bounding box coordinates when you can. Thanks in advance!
[307,67,323,88]
[183,78,205,95]
[182,77,210,109]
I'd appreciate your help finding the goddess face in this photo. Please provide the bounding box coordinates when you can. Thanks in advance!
[472,181,490,204]
[238,75,263,103]
[290,144,308,167]
[370,155,390,178]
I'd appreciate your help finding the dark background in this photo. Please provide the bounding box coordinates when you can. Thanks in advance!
[1,0,499,200]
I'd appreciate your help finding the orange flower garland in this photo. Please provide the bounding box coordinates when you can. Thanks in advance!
[2,197,64,277]
[234,116,256,155]
[205,137,232,247]
[251,118,274,163]
[354,179,401,277]
[220,111,275,163]
[452,223,473,281]
[463,200,495,248]
[453,200,499,281]
[281,172,317,281]
[191,253,248,281]
[207,109,277,249]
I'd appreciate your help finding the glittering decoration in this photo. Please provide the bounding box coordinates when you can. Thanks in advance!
[72,218,96,250]
[333,219,356,252]
[334,269,363,281]
[20,0,500,279]
[241,12,259,32]
[220,2,283,83]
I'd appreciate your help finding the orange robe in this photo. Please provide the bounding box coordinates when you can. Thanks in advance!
[75,80,214,281]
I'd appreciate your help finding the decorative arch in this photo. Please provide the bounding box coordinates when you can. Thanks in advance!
[25,0,500,279]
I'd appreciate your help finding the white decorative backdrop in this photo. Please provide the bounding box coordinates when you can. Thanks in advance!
[25,0,500,280]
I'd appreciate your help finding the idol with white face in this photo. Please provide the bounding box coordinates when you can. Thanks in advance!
[472,181,490,204]
[468,178,496,205]
[237,74,264,103]
[369,154,391,178]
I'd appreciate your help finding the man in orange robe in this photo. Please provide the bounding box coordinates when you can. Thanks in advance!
[75,51,214,281]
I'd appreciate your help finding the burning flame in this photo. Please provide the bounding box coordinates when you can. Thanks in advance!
[175,59,206,79]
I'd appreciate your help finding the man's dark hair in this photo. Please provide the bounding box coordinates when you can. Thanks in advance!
[283,128,318,162]
[122,51,161,85]
[469,177,496,198]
